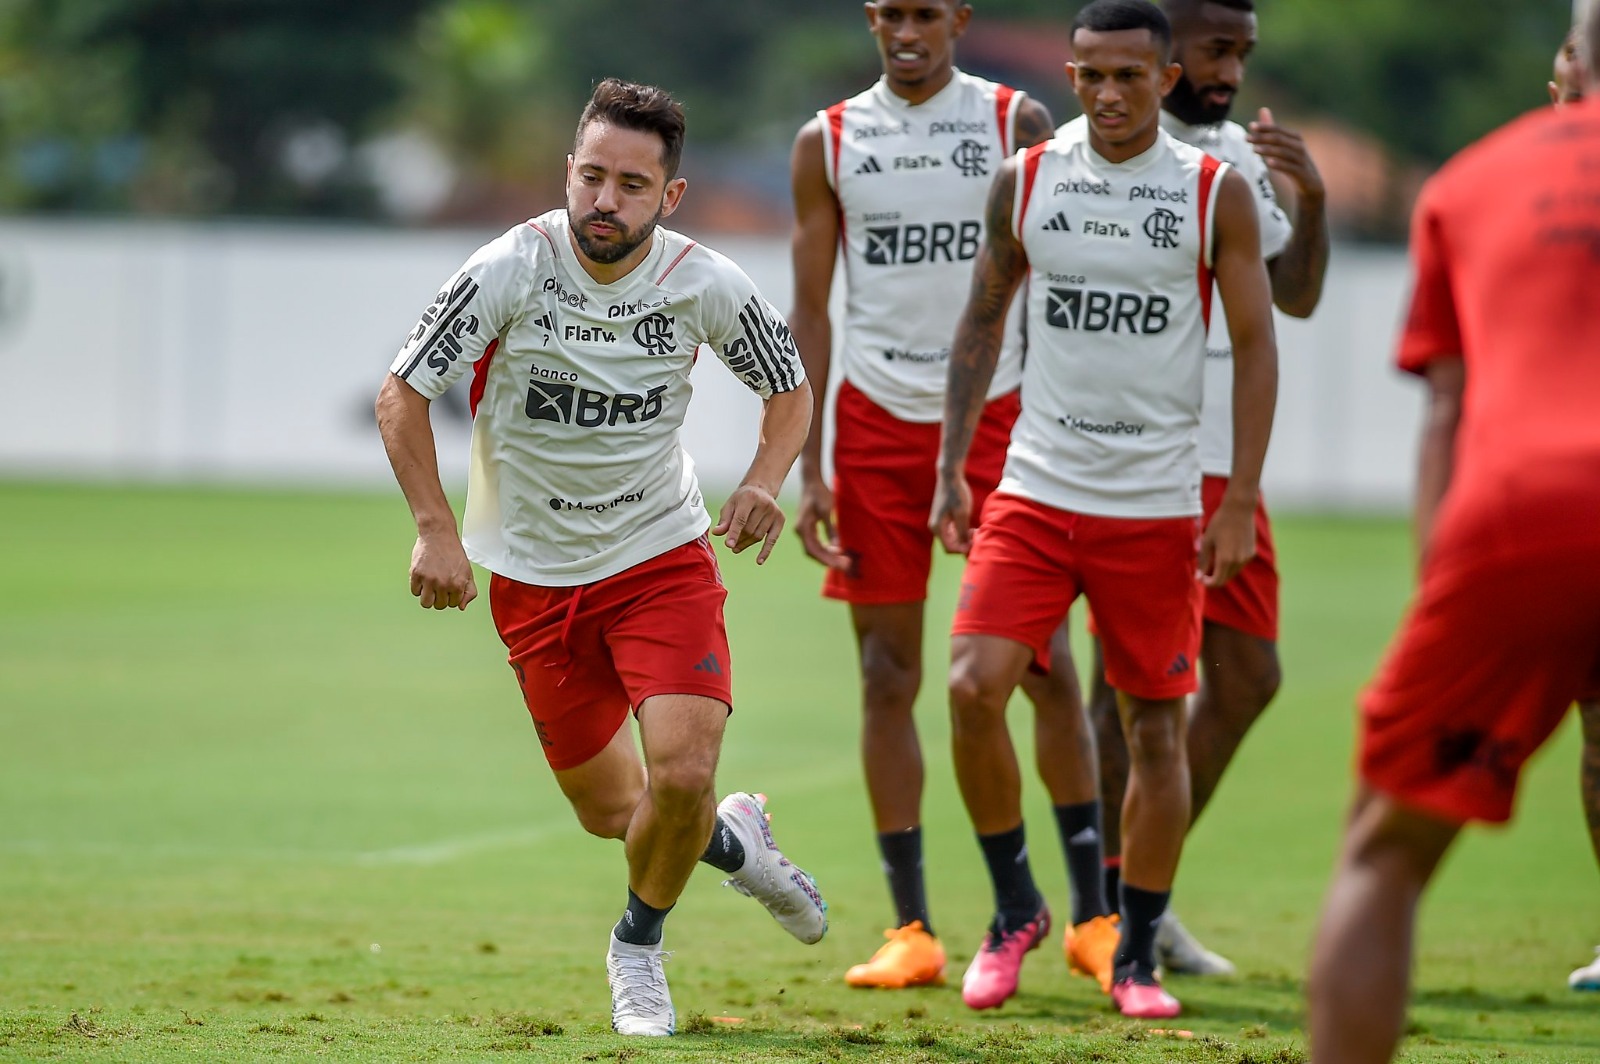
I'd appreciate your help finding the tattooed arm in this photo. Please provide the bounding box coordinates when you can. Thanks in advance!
[931,156,1029,555]
[1012,97,1056,150]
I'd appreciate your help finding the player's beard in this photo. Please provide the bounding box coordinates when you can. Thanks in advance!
[1165,74,1235,126]
[569,201,664,265]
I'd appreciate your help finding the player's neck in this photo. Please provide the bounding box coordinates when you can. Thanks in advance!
[1088,124,1161,165]
[568,229,655,286]
[882,64,956,107]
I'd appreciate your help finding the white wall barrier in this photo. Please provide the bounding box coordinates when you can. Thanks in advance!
[0,219,1423,509]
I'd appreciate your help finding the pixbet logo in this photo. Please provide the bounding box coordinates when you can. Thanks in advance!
[1046,287,1171,334]
[607,296,672,319]
[632,313,675,356]
[1130,184,1189,204]
[853,121,911,141]
[542,276,589,309]
[525,381,667,427]
[929,118,988,136]
[864,221,981,265]
[1054,178,1113,196]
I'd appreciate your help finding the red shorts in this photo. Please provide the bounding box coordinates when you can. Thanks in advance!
[1200,475,1279,641]
[488,537,733,772]
[824,380,1021,605]
[1360,506,1600,824]
[953,493,1204,701]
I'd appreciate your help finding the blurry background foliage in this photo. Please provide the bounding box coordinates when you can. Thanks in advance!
[0,0,1575,236]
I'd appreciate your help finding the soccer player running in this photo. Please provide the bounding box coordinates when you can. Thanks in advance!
[1307,6,1600,1057]
[932,0,1278,1017]
[1067,0,1328,977]
[790,0,1119,990]
[1544,16,1600,996]
[375,79,827,1038]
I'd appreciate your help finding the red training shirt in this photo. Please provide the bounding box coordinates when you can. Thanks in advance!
[1398,97,1600,536]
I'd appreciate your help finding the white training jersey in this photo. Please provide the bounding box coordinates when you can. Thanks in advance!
[820,69,1026,422]
[1003,127,1229,518]
[390,209,805,587]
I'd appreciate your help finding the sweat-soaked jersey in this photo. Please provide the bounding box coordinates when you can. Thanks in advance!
[391,209,805,586]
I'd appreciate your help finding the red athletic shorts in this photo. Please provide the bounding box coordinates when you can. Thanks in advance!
[824,380,1021,605]
[1360,505,1600,824]
[953,493,1204,701]
[488,537,733,772]
[1200,475,1279,641]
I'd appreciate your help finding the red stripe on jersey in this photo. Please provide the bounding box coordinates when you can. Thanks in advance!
[1018,142,1049,226]
[1196,155,1222,330]
[825,102,847,187]
[526,220,557,254]
[654,241,697,285]
[995,86,1017,155]
[468,337,500,418]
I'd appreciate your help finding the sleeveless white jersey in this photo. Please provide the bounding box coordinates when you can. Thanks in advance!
[390,209,805,586]
[1060,115,1292,476]
[821,70,1026,422]
[1003,129,1229,517]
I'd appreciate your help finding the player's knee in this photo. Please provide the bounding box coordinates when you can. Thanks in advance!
[572,799,633,840]
[948,661,1010,723]
[646,759,717,821]
[1124,704,1185,767]
[860,651,921,715]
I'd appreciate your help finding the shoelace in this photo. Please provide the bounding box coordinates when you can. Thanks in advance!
[611,950,673,1017]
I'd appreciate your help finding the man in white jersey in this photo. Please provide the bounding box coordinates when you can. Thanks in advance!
[1067,0,1330,977]
[932,0,1278,1018]
[375,79,827,1038]
[789,0,1120,991]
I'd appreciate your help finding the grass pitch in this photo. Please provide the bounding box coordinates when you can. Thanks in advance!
[1,481,1596,1062]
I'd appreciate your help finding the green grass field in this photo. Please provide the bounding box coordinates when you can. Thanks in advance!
[1,481,1596,1062]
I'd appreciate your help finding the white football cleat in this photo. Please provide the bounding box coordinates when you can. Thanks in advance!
[607,933,675,1036]
[1155,910,1237,976]
[717,791,829,944]
[1570,946,1600,991]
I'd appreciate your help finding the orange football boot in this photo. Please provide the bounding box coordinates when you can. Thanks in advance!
[845,921,947,988]
[1063,913,1121,993]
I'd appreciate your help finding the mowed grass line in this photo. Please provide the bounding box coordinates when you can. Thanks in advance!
[0,481,1594,1062]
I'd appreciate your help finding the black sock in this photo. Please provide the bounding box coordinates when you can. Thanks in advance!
[613,889,673,946]
[877,827,932,934]
[1053,801,1112,925]
[699,813,746,874]
[1103,859,1122,912]
[977,824,1043,934]
[1112,882,1170,980]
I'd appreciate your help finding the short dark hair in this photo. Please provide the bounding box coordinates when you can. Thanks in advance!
[1163,0,1254,18]
[1072,0,1174,58]
[574,78,686,181]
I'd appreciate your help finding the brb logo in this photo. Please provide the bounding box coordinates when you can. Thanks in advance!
[632,313,675,356]
[1046,288,1171,334]
[525,381,667,427]
[865,221,981,265]
[1143,209,1183,249]
[951,140,989,178]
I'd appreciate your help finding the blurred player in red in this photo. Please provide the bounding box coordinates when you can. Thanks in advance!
[376,79,826,1038]
[789,0,1116,990]
[1545,15,1600,994]
[1308,8,1600,1058]
[932,0,1278,1017]
[1068,0,1329,976]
